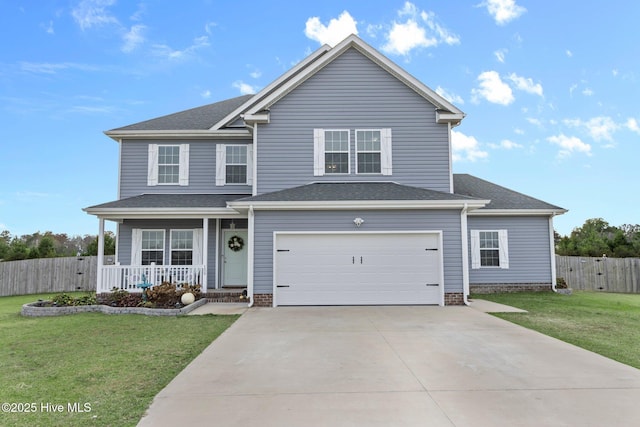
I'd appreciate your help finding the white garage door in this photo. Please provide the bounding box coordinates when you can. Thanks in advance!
[274,232,443,306]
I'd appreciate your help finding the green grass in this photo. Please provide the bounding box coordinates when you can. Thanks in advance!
[473,291,640,369]
[0,293,239,427]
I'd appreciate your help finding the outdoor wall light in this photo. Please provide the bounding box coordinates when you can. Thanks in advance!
[353,217,364,227]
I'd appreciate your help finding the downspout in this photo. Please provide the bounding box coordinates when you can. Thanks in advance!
[247,205,255,307]
[549,212,558,292]
[460,203,471,305]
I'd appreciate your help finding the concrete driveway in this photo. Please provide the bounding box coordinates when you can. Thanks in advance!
[138,305,640,427]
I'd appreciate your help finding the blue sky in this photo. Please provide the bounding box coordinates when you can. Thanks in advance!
[1,0,638,237]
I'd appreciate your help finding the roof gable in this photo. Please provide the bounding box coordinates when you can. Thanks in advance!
[213,34,464,129]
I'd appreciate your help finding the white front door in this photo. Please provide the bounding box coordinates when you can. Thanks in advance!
[222,230,248,287]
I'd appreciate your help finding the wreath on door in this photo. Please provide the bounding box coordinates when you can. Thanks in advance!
[227,235,244,252]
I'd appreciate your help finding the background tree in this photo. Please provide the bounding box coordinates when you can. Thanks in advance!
[556,218,640,258]
[84,231,116,256]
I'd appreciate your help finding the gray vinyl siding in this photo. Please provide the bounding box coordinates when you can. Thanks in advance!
[256,47,451,195]
[118,219,218,290]
[119,139,252,198]
[467,216,553,284]
[253,209,463,295]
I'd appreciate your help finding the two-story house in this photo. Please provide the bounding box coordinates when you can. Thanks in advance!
[84,35,566,306]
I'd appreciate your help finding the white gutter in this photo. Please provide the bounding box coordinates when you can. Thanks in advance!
[549,212,559,292]
[104,129,251,141]
[247,205,255,307]
[460,203,471,305]
[228,199,490,211]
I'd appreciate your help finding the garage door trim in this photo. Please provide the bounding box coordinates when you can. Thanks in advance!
[273,230,445,306]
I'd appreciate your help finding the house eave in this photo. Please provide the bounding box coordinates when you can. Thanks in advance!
[468,208,568,216]
[83,207,244,220]
[228,199,489,211]
[103,129,251,141]
[436,111,465,126]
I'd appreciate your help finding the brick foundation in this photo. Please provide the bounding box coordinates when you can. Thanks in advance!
[252,293,273,307]
[444,293,464,305]
[470,283,552,294]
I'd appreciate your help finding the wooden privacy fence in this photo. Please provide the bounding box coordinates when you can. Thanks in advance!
[0,256,99,297]
[556,255,640,293]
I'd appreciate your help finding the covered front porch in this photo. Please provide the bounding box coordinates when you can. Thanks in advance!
[83,194,254,297]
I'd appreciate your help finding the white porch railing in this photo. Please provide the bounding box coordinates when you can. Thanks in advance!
[99,265,206,294]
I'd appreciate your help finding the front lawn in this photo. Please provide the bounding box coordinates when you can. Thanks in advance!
[473,291,640,369]
[0,293,239,427]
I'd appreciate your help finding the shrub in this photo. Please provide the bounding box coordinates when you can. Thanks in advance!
[52,293,74,306]
[145,282,201,308]
[556,277,568,289]
[97,288,142,307]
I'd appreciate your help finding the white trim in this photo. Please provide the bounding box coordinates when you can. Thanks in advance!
[97,218,105,292]
[246,145,254,186]
[321,129,351,175]
[215,144,226,186]
[179,144,189,186]
[470,229,509,269]
[470,230,480,269]
[117,139,123,199]
[460,204,470,304]
[447,123,453,193]
[147,144,158,186]
[131,228,142,266]
[252,124,258,196]
[83,208,244,220]
[229,199,489,211]
[140,229,165,265]
[313,129,325,176]
[498,229,509,269]
[105,129,251,141]
[202,219,209,292]
[247,206,255,307]
[272,230,445,307]
[549,216,558,291]
[214,219,220,289]
[469,209,568,216]
[381,128,392,176]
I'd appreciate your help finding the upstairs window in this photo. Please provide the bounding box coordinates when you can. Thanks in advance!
[216,144,253,186]
[147,144,189,186]
[470,230,509,269]
[324,130,350,174]
[158,145,180,184]
[314,128,392,176]
[356,130,381,174]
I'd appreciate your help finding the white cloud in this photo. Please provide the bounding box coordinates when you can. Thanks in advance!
[435,86,464,105]
[566,49,573,57]
[43,20,55,34]
[547,134,592,158]
[382,2,459,56]
[20,61,98,74]
[122,24,146,53]
[152,36,210,60]
[612,69,619,77]
[249,69,262,79]
[491,139,523,149]
[494,48,507,63]
[481,0,527,25]
[507,73,543,96]
[451,130,489,162]
[526,117,543,127]
[564,116,618,142]
[304,11,358,47]
[232,80,258,95]
[201,90,211,99]
[71,0,118,31]
[205,21,217,35]
[626,118,640,134]
[471,71,514,105]
[582,88,594,96]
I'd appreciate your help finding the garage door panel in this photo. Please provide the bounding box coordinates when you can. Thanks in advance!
[275,232,443,306]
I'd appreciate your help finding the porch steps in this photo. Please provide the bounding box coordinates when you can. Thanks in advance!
[204,289,247,303]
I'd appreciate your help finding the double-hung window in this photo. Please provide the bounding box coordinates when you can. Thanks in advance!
[470,230,509,269]
[170,230,193,265]
[147,144,189,186]
[324,130,350,174]
[141,230,165,265]
[356,130,381,174]
[216,144,253,186]
[314,128,392,176]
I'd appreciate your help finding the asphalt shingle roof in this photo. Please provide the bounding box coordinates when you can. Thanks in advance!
[453,174,565,211]
[233,182,480,202]
[109,95,253,131]
[86,193,247,210]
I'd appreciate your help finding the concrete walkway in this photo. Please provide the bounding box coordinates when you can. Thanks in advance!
[139,306,640,427]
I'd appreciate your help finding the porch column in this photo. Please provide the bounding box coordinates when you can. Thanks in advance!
[460,204,470,305]
[97,217,105,293]
[549,215,558,291]
[202,218,209,293]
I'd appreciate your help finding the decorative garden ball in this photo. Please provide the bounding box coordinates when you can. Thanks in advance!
[181,292,195,305]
